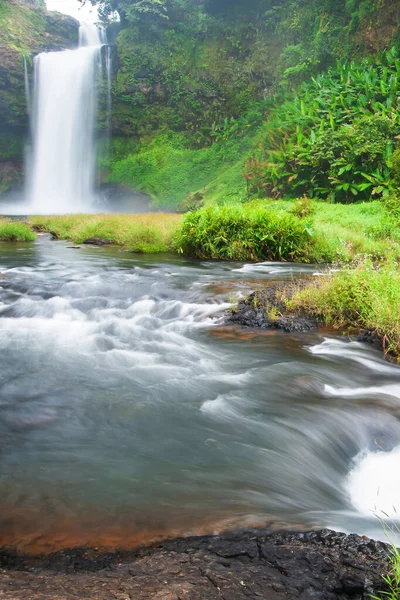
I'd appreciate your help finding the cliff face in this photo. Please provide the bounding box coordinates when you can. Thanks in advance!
[0,0,79,195]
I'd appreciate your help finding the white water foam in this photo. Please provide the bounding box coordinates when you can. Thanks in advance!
[347,447,400,519]
[309,338,400,374]
[325,383,400,400]
[234,262,306,275]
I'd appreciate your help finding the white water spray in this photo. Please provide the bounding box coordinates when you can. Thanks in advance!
[26,23,110,214]
[347,446,400,520]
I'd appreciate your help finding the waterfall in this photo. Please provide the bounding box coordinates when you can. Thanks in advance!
[26,23,110,214]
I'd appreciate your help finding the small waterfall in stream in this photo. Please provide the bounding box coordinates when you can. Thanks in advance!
[26,23,110,214]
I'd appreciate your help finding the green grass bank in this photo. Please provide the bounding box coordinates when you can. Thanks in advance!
[287,262,400,359]
[29,199,400,262]
[0,219,36,242]
[30,213,182,253]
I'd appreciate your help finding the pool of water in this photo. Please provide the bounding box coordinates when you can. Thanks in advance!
[0,236,399,553]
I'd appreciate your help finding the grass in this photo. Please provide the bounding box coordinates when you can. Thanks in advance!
[373,542,400,599]
[176,202,313,261]
[287,261,400,359]
[177,199,400,263]
[30,213,182,253]
[0,219,36,242]
[104,133,252,208]
[28,199,400,262]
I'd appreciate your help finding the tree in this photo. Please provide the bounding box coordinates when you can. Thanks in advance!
[82,0,169,24]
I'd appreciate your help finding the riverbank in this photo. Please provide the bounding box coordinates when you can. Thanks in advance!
[3,201,400,359]
[25,199,400,261]
[229,262,400,361]
[0,528,391,599]
[29,213,182,253]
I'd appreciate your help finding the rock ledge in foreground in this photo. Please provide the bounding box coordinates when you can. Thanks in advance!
[0,528,390,599]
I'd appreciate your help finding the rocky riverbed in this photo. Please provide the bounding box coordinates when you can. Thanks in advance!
[0,528,390,599]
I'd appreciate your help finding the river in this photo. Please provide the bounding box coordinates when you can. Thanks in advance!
[0,236,399,553]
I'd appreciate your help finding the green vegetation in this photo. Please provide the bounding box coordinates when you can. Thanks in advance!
[0,220,36,242]
[28,199,400,262]
[178,199,400,262]
[0,0,77,54]
[105,41,400,209]
[108,41,400,210]
[104,132,252,207]
[30,213,182,253]
[0,0,47,55]
[93,0,400,209]
[288,262,400,358]
[177,203,313,261]
[373,544,400,599]
[246,47,400,203]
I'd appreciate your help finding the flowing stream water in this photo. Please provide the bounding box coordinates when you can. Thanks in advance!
[1,237,400,553]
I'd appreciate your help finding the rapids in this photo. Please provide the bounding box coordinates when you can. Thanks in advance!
[0,237,400,552]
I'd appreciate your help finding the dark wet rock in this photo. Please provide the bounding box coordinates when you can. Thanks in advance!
[228,283,318,333]
[356,329,382,350]
[83,237,112,246]
[0,528,391,599]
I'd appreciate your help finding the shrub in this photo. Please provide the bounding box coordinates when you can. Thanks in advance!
[245,47,400,203]
[176,203,313,261]
[0,220,36,241]
[291,196,316,218]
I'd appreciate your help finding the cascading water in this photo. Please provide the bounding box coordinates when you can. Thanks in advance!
[26,23,110,214]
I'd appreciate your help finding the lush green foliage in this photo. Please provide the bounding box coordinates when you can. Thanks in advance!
[107,0,398,140]
[98,0,400,209]
[0,0,46,54]
[104,132,252,206]
[30,214,181,253]
[245,47,400,203]
[177,200,400,262]
[30,200,400,262]
[0,220,36,242]
[288,260,400,359]
[177,203,316,261]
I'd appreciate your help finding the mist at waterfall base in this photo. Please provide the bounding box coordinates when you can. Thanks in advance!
[1,24,146,215]
[2,240,400,552]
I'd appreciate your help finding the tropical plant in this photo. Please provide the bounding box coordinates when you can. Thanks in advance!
[245,46,400,203]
